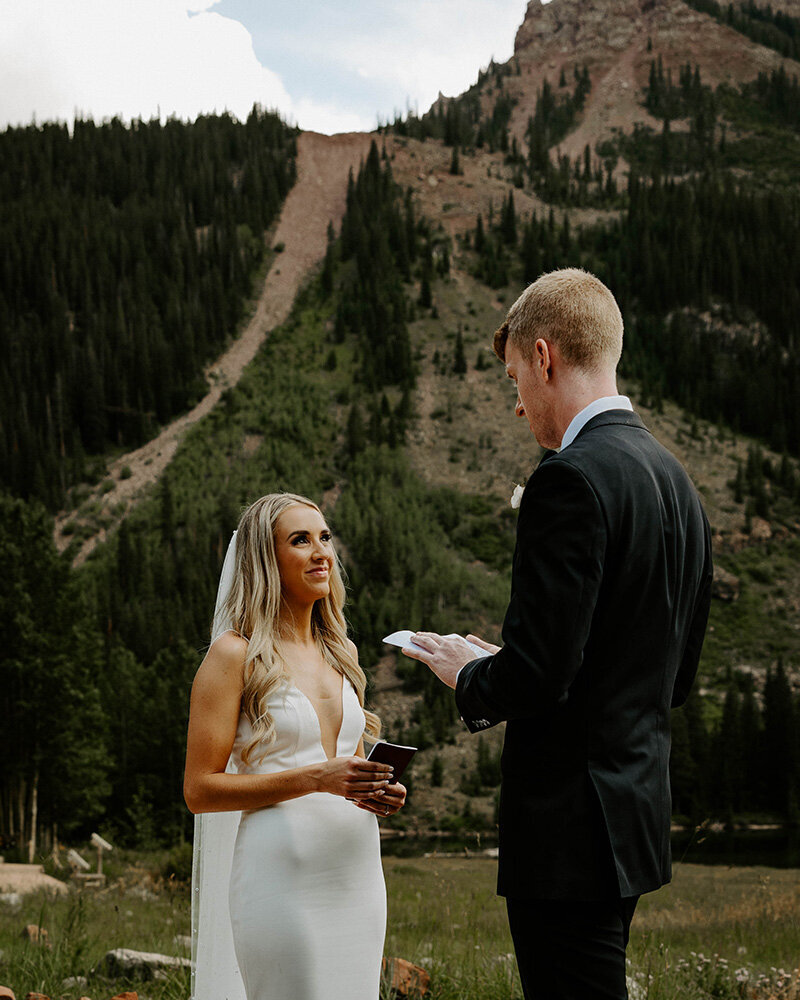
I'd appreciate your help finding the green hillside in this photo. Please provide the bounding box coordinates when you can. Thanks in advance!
[0,108,297,509]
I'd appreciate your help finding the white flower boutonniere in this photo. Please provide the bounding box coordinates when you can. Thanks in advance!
[510,484,524,509]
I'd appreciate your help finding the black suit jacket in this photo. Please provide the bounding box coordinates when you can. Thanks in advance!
[456,411,713,900]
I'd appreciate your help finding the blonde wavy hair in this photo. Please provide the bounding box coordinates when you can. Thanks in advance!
[219,492,380,764]
[493,267,623,373]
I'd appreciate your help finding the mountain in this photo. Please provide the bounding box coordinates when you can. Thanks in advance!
[372,0,800,825]
[5,0,800,850]
[418,0,800,180]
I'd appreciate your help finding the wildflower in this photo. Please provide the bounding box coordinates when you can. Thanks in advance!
[511,483,524,508]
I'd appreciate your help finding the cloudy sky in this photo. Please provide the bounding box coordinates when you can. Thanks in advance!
[0,0,544,135]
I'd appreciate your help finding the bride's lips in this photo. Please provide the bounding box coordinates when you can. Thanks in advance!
[306,566,329,578]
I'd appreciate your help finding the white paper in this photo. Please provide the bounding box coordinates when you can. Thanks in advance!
[382,630,489,659]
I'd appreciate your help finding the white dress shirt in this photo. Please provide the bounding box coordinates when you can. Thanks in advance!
[559,395,633,452]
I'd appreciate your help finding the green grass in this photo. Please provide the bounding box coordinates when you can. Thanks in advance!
[2,859,800,999]
[382,857,800,999]
[0,882,190,999]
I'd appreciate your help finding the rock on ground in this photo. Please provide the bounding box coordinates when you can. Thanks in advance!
[20,924,49,947]
[0,863,68,895]
[381,956,431,998]
[94,948,190,981]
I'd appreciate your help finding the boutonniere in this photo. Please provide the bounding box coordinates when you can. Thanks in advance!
[510,483,525,509]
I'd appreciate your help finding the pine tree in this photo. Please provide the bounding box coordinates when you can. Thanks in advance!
[501,191,517,245]
[419,267,433,309]
[453,328,467,375]
[0,495,110,847]
[475,214,486,254]
[345,403,367,458]
[670,707,698,818]
[762,662,797,816]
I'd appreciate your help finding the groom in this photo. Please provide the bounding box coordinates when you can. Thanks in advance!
[405,269,713,1000]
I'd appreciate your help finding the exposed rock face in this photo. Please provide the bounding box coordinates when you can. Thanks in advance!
[500,0,797,162]
[713,565,740,602]
[513,0,794,76]
[515,0,648,56]
[750,517,773,542]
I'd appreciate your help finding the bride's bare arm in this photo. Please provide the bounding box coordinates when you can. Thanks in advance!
[183,633,392,814]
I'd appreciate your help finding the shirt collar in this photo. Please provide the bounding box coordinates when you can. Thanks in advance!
[559,395,633,452]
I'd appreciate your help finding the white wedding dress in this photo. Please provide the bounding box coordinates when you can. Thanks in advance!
[227,676,386,1000]
[191,533,386,1000]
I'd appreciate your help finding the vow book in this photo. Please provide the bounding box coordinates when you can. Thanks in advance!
[365,740,417,784]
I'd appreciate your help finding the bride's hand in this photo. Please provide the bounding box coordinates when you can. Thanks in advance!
[318,756,393,800]
[355,782,407,817]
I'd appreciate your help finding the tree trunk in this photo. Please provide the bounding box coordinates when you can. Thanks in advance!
[0,782,10,840]
[17,777,26,852]
[28,770,38,863]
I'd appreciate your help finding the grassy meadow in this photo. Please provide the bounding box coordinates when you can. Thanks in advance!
[2,854,800,999]
[0,853,191,1000]
[383,856,800,999]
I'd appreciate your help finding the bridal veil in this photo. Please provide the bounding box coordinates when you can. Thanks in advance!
[190,531,247,1000]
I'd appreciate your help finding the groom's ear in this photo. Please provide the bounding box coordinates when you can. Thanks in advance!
[535,338,552,382]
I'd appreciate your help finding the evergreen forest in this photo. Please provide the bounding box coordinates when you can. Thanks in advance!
[4,5,800,859]
[0,108,297,508]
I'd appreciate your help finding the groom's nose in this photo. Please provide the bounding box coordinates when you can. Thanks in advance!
[515,392,525,418]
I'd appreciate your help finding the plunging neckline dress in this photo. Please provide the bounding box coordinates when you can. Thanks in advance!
[228,676,386,1000]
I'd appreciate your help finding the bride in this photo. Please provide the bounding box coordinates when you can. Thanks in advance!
[184,493,406,1000]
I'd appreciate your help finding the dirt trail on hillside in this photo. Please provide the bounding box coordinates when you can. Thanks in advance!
[55,131,373,565]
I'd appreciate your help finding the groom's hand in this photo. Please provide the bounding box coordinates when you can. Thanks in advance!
[402,632,478,689]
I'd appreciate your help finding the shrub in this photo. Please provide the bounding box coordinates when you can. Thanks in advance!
[160,840,193,883]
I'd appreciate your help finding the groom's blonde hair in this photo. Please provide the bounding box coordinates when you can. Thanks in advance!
[219,492,380,764]
[493,268,623,372]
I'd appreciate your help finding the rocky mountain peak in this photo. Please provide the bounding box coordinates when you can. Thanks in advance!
[514,0,692,61]
[501,0,795,160]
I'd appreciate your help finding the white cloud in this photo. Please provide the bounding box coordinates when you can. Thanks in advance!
[292,98,373,136]
[0,0,552,134]
[283,0,524,106]
[0,0,293,127]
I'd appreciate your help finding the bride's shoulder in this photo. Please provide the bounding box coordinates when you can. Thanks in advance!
[211,629,249,653]
[199,630,248,684]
